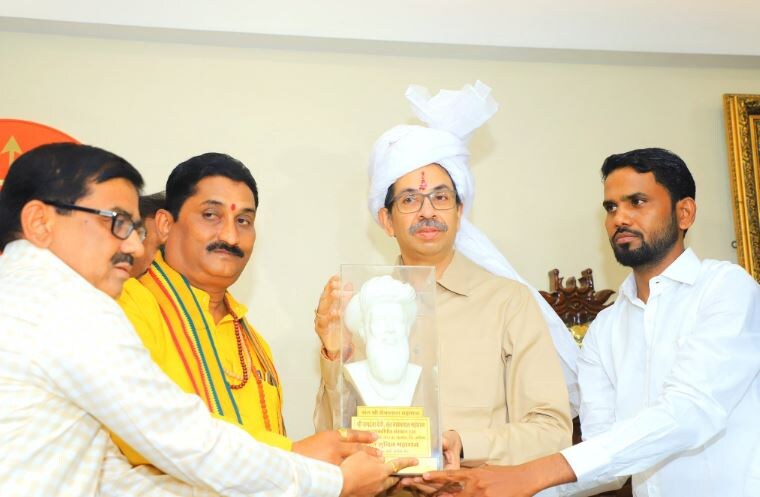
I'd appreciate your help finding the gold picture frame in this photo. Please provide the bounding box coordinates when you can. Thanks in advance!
[723,94,760,283]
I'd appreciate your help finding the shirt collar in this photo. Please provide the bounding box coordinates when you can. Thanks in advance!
[660,247,700,285]
[222,292,248,323]
[149,249,248,320]
[4,239,80,281]
[2,239,119,302]
[394,251,494,297]
[396,250,494,297]
[619,247,700,302]
[437,251,484,297]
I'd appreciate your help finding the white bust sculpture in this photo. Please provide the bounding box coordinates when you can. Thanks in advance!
[343,275,421,407]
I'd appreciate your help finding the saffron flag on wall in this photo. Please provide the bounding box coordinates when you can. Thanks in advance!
[0,119,79,191]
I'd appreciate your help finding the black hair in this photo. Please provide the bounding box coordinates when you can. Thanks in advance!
[0,142,143,250]
[601,148,696,205]
[139,191,166,219]
[382,164,462,214]
[165,153,258,219]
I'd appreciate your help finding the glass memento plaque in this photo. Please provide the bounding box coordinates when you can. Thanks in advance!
[337,265,440,475]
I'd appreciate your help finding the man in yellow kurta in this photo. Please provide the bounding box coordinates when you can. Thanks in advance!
[117,152,373,466]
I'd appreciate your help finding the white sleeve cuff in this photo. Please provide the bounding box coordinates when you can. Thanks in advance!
[560,438,611,482]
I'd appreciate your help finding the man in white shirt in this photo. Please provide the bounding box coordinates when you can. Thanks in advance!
[0,142,412,497]
[425,147,760,496]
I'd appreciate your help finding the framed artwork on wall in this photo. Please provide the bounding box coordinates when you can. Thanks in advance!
[723,94,760,283]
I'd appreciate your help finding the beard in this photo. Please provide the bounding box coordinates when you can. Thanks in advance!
[611,213,679,268]
[366,337,410,384]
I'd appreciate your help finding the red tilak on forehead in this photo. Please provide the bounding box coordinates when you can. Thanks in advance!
[419,171,428,191]
[231,203,236,211]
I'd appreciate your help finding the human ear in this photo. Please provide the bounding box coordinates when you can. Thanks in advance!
[675,197,696,232]
[19,200,55,248]
[153,209,173,243]
[378,208,395,238]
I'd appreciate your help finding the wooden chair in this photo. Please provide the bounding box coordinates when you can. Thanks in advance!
[540,268,615,347]
[540,269,631,497]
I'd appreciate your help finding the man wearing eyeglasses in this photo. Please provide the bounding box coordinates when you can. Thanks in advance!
[0,142,409,497]
[314,82,573,493]
[34,198,148,294]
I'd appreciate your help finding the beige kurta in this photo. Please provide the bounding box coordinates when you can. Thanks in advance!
[314,251,572,465]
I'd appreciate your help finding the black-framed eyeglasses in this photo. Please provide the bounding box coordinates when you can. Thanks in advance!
[42,200,147,242]
[390,188,457,214]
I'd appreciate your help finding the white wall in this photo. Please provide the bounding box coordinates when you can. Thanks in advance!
[1,30,758,439]
[3,0,760,55]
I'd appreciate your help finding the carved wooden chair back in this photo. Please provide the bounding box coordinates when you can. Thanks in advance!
[539,268,615,345]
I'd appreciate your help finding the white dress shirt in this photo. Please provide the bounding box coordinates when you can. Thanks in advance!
[0,240,342,497]
[558,248,760,497]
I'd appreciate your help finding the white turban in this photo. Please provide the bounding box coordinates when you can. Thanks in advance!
[368,81,579,414]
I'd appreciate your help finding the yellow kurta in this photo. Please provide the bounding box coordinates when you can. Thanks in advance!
[116,252,290,465]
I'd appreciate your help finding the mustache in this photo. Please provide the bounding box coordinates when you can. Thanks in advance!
[111,252,134,266]
[408,218,448,235]
[206,241,245,258]
[612,227,643,240]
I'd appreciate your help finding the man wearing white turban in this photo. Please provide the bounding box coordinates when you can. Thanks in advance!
[314,82,574,473]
